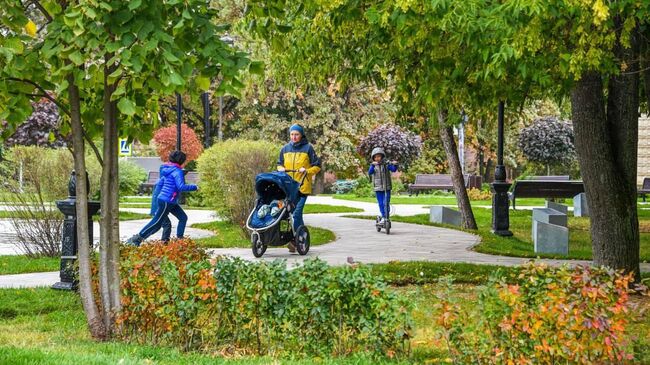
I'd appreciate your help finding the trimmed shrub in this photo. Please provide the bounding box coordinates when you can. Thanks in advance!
[152,124,203,164]
[351,175,374,197]
[197,139,278,233]
[118,160,147,197]
[357,124,422,169]
[118,240,412,358]
[438,263,636,364]
[118,239,215,350]
[5,146,101,200]
[518,116,575,170]
[467,188,491,201]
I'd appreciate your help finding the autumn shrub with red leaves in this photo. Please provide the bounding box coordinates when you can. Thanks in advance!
[152,124,203,164]
[438,263,637,364]
[118,239,217,350]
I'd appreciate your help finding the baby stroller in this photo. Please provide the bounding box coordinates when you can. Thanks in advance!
[246,171,310,257]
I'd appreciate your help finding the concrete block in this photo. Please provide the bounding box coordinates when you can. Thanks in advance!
[573,193,589,217]
[532,208,567,227]
[430,206,461,227]
[533,220,569,255]
[545,201,568,215]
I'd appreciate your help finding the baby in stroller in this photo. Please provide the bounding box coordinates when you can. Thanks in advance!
[246,171,311,257]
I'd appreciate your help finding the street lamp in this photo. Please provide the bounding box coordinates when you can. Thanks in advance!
[175,93,182,151]
[491,101,513,236]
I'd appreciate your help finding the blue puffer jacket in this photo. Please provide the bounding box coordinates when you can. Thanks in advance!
[154,162,198,204]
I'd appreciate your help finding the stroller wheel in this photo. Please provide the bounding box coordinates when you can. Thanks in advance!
[251,233,266,258]
[295,225,310,256]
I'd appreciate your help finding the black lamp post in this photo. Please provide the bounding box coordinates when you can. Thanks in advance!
[202,92,211,148]
[52,171,101,290]
[175,93,182,151]
[491,101,513,236]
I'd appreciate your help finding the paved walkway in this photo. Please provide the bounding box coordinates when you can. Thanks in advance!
[0,208,216,255]
[1,197,648,288]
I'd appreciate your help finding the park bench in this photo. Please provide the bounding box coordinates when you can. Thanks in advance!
[638,177,650,202]
[138,171,159,195]
[408,174,482,196]
[509,176,583,210]
[138,171,200,196]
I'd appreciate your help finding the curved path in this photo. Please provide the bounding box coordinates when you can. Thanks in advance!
[1,197,647,288]
[210,196,650,272]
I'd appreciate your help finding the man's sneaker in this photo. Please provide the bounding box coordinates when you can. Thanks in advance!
[287,241,297,253]
[379,217,386,224]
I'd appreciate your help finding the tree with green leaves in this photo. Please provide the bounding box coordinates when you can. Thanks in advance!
[247,0,649,278]
[245,0,553,229]
[1,0,257,338]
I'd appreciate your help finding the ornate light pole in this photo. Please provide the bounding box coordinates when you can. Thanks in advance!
[52,171,101,290]
[175,93,183,151]
[491,101,513,236]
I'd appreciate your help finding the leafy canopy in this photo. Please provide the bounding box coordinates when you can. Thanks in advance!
[1,0,262,141]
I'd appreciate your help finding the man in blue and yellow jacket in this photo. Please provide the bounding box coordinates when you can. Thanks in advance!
[277,124,321,251]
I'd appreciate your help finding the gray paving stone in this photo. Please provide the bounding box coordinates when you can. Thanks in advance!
[532,220,569,255]
[574,193,589,217]
[532,208,568,227]
[545,201,568,215]
[429,206,462,226]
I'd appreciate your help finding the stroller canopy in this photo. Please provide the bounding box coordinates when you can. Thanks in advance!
[255,172,300,205]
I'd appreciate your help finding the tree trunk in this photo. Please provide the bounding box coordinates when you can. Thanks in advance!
[313,162,326,194]
[571,40,640,282]
[67,74,107,340]
[99,61,122,335]
[641,37,650,117]
[437,110,477,229]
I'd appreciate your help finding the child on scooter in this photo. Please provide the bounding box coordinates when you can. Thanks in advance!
[368,147,398,224]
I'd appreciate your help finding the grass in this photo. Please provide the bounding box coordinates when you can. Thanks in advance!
[303,203,363,214]
[1,277,648,364]
[344,209,650,263]
[191,220,336,248]
[0,256,59,275]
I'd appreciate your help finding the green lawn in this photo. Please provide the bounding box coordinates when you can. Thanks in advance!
[0,256,59,275]
[344,209,650,262]
[303,203,363,214]
[191,220,336,248]
[333,193,550,207]
[1,277,648,364]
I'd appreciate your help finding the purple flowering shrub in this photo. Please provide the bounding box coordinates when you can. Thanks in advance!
[357,124,422,168]
[518,117,575,166]
[4,99,67,147]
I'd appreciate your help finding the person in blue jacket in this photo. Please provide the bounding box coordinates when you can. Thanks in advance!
[150,168,172,242]
[126,150,198,246]
[368,147,398,224]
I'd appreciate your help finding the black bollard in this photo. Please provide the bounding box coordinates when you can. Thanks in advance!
[52,171,101,291]
[491,101,513,236]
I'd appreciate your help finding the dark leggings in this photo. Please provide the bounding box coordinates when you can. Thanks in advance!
[138,199,188,240]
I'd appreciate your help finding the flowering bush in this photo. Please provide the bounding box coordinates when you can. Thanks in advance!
[3,99,68,147]
[152,124,203,164]
[518,117,575,167]
[438,263,636,364]
[467,188,491,201]
[357,124,422,169]
[118,240,411,357]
